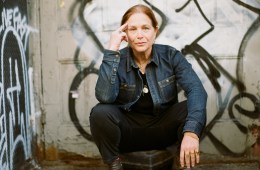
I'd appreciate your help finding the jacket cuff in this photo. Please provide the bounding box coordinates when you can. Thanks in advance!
[183,120,204,138]
[103,49,120,62]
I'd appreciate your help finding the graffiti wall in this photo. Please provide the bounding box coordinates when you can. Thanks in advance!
[59,0,260,158]
[35,0,260,160]
[0,0,37,169]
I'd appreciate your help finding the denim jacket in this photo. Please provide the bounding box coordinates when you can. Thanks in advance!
[95,44,207,137]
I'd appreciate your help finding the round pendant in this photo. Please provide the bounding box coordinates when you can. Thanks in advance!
[143,86,149,93]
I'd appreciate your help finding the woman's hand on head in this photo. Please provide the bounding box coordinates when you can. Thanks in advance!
[108,23,128,51]
[179,132,200,169]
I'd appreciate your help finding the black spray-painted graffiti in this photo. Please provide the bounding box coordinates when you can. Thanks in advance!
[176,0,260,156]
[68,0,260,156]
[0,1,34,169]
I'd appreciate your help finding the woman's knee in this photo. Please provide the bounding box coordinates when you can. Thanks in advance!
[89,104,120,124]
[90,104,107,122]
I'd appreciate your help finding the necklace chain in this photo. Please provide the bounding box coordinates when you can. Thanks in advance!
[136,61,148,68]
[135,58,150,74]
[138,63,145,68]
[137,63,147,74]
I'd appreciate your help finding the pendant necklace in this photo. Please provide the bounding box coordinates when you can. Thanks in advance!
[140,73,149,94]
[143,85,149,94]
[138,59,149,95]
[138,63,145,74]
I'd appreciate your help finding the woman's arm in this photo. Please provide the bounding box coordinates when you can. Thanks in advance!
[95,50,121,103]
[95,24,128,103]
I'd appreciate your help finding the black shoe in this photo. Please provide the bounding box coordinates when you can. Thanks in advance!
[109,157,123,170]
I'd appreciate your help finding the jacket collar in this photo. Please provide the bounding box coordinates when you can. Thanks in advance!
[126,44,159,72]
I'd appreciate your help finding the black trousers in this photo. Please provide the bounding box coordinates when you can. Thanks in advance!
[89,101,187,164]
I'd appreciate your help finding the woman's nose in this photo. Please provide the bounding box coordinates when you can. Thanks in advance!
[136,30,144,38]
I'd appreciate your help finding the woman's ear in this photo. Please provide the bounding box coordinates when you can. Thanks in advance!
[155,25,159,37]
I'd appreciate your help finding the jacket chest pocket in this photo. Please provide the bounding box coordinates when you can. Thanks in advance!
[117,83,136,104]
[158,75,177,102]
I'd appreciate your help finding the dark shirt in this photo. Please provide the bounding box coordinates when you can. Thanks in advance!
[131,73,153,114]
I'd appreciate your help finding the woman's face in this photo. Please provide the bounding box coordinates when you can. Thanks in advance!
[125,13,158,55]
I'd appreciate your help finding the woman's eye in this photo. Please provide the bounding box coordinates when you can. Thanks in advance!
[143,27,150,32]
[128,28,137,34]
[127,26,151,35]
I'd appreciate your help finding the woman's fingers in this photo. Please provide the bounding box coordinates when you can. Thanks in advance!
[118,23,128,42]
[183,150,199,168]
[185,151,191,168]
[180,149,185,167]
[190,151,196,167]
[108,23,128,51]
[180,134,200,168]
[195,150,200,163]
[117,23,128,33]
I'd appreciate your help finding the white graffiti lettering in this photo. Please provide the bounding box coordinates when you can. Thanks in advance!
[0,26,31,170]
[0,7,36,51]
[0,5,34,169]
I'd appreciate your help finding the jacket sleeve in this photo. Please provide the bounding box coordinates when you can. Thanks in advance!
[173,50,207,137]
[95,49,120,103]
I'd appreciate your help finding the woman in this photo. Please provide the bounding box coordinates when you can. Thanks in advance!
[90,4,207,170]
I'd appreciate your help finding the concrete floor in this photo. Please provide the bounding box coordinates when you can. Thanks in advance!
[41,163,260,170]
[41,162,260,170]
[39,153,260,170]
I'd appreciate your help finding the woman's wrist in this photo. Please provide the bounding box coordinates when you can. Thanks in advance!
[108,46,118,52]
[184,132,199,141]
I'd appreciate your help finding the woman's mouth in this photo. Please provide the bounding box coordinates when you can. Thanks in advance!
[136,42,145,45]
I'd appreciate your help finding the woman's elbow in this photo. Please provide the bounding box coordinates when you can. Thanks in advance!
[95,91,115,103]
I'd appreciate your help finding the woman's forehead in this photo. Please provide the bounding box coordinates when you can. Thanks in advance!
[127,13,152,26]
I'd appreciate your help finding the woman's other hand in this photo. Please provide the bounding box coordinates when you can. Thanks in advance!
[179,132,200,168]
[108,23,128,51]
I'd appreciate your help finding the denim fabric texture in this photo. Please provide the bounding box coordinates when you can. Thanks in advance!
[95,44,207,137]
